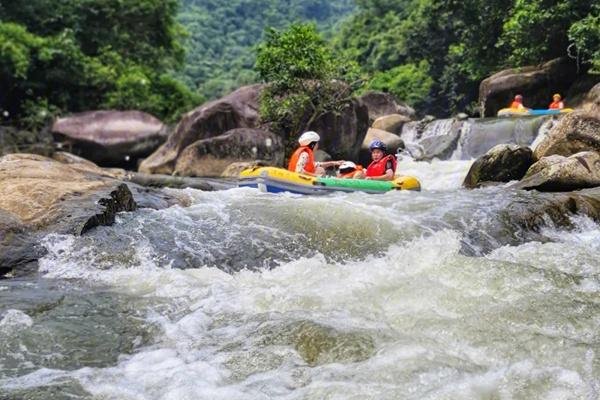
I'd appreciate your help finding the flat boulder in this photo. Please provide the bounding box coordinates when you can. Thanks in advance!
[51,110,168,168]
[140,84,263,175]
[174,128,283,177]
[358,91,415,123]
[533,111,600,160]
[479,58,578,117]
[513,151,600,192]
[372,114,411,134]
[463,144,533,188]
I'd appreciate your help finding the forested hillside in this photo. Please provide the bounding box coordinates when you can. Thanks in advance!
[177,0,355,99]
[0,0,201,126]
[334,0,600,116]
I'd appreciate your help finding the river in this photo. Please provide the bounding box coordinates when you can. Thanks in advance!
[1,158,600,399]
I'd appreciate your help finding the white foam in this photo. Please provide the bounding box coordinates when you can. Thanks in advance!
[0,309,33,331]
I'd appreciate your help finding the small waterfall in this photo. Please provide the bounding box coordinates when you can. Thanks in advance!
[400,115,553,160]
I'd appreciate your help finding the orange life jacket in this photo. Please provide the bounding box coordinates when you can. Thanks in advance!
[510,101,523,109]
[339,165,363,178]
[287,146,315,173]
[549,101,563,109]
[366,155,396,177]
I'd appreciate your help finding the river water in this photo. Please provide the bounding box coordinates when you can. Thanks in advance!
[1,159,600,399]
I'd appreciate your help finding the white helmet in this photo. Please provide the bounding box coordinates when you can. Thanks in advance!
[298,131,320,146]
[339,161,357,170]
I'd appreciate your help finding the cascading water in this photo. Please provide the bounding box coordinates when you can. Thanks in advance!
[1,160,599,399]
[400,115,553,161]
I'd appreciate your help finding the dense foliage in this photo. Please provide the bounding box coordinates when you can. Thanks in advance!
[335,0,600,116]
[256,23,359,151]
[177,0,355,99]
[0,0,201,128]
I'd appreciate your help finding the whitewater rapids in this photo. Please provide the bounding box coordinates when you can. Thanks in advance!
[1,159,599,400]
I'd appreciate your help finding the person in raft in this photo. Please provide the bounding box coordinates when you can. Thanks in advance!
[364,140,396,181]
[336,161,365,179]
[287,131,344,176]
[549,93,564,109]
[510,94,527,110]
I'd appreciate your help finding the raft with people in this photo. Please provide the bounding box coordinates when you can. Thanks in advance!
[238,131,421,194]
[497,107,574,117]
[238,166,421,194]
[497,93,573,117]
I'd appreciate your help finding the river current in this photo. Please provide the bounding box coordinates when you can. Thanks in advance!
[1,159,600,399]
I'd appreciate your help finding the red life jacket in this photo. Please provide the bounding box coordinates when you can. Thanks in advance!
[366,155,396,177]
[549,101,563,109]
[287,146,315,173]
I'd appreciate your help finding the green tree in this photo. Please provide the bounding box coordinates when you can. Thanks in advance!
[255,23,360,151]
[0,0,199,127]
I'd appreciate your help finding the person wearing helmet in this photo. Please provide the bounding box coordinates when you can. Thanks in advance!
[287,131,344,176]
[510,94,526,110]
[548,93,564,109]
[365,140,396,181]
[336,161,364,179]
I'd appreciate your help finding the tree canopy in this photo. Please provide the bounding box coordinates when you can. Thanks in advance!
[0,0,200,128]
[176,0,355,99]
[334,0,600,116]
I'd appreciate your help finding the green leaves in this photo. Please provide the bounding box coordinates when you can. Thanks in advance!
[255,23,358,151]
[0,0,197,127]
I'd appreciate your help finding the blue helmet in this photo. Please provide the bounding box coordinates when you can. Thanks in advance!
[369,139,387,152]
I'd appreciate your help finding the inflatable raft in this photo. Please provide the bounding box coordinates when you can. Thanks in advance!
[497,108,573,117]
[239,167,421,195]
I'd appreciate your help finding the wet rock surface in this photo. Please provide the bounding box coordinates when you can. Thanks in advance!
[513,151,600,192]
[463,144,533,188]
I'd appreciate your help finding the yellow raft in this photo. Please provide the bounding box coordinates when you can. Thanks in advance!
[239,167,421,195]
[497,108,574,117]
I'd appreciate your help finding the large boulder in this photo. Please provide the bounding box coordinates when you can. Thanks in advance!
[513,151,600,192]
[533,111,600,160]
[564,74,600,110]
[372,114,411,134]
[51,110,168,168]
[359,128,404,166]
[358,91,416,123]
[174,128,283,177]
[479,58,579,117]
[306,98,369,161]
[0,154,137,275]
[140,84,263,175]
[463,144,533,188]
[582,82,600,116]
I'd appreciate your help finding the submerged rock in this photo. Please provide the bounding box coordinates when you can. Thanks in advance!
[533,111,600,159]
[514,151,600,192]
[174,128,283,177]
[463,144,533,188]
[52,110,168,168]
[140,84,263,175]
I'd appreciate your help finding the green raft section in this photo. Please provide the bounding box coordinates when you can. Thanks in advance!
[316,177,395,192]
